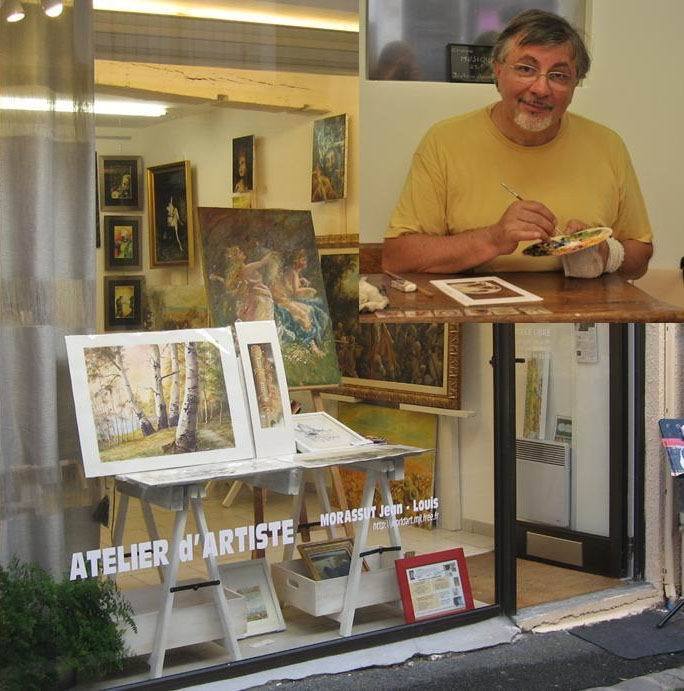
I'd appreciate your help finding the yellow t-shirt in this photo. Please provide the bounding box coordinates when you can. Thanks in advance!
[386,105,653,272]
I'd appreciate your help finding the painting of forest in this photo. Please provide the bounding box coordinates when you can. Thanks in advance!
[311,114,347,202]
[319,246,460,408]
[199,208,341,389]
[248,343,285,429]
[145,285,209,331]
[336,403,436,529]
[84,341,234,462]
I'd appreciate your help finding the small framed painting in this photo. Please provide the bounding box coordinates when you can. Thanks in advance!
[104,275,145,332]
[98,155,143,212]
[104,216,142,270]
[147,160,194,268]
[395,548,474,623]
[430,276,542,306]
[293,411,371,453]
[220,558,284,638]
[232,134,255,194]
[553,414,573,444]
[65,327,254,477]
[311,113,348,202]
[235,320,295,458]
[298,538,367,580]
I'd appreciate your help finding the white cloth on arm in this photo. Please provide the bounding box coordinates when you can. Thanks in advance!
[561,238,624,278]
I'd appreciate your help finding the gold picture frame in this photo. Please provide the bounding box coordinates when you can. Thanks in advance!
[317,235,462,409]
[298,538,367,581]
[146,160,195,268]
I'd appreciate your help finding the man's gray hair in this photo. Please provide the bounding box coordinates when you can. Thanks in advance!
[491,9,591,79]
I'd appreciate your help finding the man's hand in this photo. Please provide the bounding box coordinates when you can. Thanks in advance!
[489,200,556,255]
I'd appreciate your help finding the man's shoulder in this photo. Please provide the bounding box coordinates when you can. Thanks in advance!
[566,111,625,147]
[426,107,489,139]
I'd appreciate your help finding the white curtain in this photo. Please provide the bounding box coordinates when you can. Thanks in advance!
[0,1,97,575]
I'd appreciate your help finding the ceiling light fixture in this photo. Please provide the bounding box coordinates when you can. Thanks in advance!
[3,0,26,22]
[41,0,63,17]
[0,96,168,118]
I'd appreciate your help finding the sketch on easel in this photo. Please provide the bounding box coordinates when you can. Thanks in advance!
[293,412,370,453]
[66,328,253,477]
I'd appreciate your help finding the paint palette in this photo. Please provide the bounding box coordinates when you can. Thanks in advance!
[523,226,612,257]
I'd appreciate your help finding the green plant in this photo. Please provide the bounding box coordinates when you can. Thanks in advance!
[0,558,136,690]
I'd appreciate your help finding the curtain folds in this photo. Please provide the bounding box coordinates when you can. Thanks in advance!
[0,1,97,575]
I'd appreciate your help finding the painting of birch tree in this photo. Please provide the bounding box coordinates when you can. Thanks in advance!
[83,340,234,461]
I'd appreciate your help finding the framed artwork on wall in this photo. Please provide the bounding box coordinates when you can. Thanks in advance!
[147,160,194,268]
[145,285,209,331]
[220,558,285,638]
[395,548,474,623]
[104,275,145,332]
[104,216,142,271]
[235,320,296,458]
[199,207,341,389]
[318,235,461,409]
[98,155,143,212]
[311,113,348,202]
[65,327,254,477]
[232,134,255,194]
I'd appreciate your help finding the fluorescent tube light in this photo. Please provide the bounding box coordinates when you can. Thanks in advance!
[0,96,168,117]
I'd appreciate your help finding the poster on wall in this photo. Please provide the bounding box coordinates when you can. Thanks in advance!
[147,160,194,268]
[318,236,461,409]
[523,351,550,439]
[65,328,253,477]
[198,207,341,389]
[311,113,348,202]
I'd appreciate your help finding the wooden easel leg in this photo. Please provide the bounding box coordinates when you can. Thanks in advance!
[378,472,403,556]
[313,469,335,540]
[190,497,241,662]
[148,505,187,678]
[140,499,165,583]
[338,470,377,637]
[252,487,265,559]
[222,480,243,509]
[112,487,129,548]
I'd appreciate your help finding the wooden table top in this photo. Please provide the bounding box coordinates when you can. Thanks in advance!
[358,272,684,324]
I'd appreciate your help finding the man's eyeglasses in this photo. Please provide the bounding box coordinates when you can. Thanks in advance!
[504,63,576,89]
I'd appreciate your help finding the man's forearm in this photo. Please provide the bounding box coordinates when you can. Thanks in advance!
[382,228,502,274]
[618,239,653,279]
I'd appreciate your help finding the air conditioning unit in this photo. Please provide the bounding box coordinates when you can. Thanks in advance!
[516,438,571,528]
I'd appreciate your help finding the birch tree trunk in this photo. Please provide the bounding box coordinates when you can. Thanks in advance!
[115,350,155,436]
[151,344,169,429]
[168,343,180,426]
[173,342,199,452]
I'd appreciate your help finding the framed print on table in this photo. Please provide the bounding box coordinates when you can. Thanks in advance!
[65,327,253,477]
[292,411,371,453]
[98,155,143,212]
[147,160,194,268]
[430,276,543,306]
[104,216,142,270]
[318,235,461,409]
[220,558,284,638]
[395,548,474,623]
[235,320,295,458]
[104,275,145,332]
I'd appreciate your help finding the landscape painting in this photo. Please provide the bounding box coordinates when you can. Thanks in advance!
[318,239,460,408]
[311,114,347,202]
[336,403,436,529]
[199,207,340,389]
[66,329,253,477]
[145,285,209,331]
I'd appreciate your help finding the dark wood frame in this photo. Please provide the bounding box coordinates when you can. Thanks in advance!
[395,548,474,624]
[104,275,145,332]
[147,160,195,268]
[98,155,143,212]
[104,215,142,270]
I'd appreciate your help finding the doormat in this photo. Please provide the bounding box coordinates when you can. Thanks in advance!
[570,609,684,659]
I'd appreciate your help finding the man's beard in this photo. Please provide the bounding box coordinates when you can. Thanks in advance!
[514,107,555,133]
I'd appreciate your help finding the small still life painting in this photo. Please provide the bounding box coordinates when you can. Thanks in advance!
[147,160,194,267]
[105,216,142,270]
[65,328,253,477]
[311,114,347,202]
[98,155,142,212]
[199,208,340,388]
[336,403,436,529]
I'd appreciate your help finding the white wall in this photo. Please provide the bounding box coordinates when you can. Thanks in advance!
[96,73,358,330]
[359,0,684,274]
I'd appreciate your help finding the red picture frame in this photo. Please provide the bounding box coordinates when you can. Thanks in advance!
[395,548,474,623]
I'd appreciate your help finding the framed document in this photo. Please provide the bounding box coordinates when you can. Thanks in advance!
[395,548,474,623]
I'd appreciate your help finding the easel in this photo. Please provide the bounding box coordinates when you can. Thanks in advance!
[222,389,354,559]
